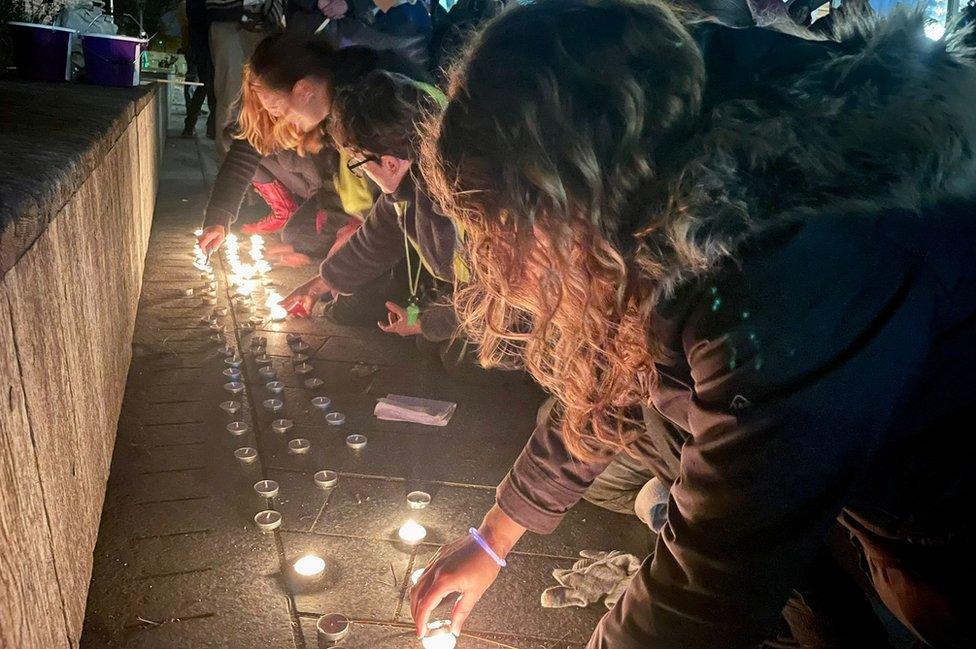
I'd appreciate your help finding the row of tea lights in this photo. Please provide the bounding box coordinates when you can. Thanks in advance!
[193,232,456,648]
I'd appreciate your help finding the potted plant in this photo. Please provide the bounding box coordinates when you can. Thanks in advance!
[7,0,76,81]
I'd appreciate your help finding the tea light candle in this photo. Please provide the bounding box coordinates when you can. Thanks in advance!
[219,400,241,414]
[292,341,310,353]
[398,520,427,545]
[224,356,243,367]
[314,470,339,489]
[295,362,314,374]
[266,381,284,394]
[325,412,345,426]
[292,353,310,364]
[240,322,254,332]
[311,396,332,410]
[255,353,272,364]
[421,621,457,649]
[215,306,228,316]
[249,315,264,326]
[304,377,324,389]
[270,304,288,321]
[258,366,277,380]
[254,509,281,532]
[226,421,249,435]
[224,381,245,394]
[346,434,367,450]
[263,398,284,412]
[222,367,241,380]
[407,491,431,510]
[254,479,279,499]
[235,447,258,464]
[286,333,301,344]
[316,613,350,646]
[288,438,311,454]
[271,418,293,433]
[293,553,325,578]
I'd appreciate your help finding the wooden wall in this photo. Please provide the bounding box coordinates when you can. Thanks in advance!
[0,91,159,649]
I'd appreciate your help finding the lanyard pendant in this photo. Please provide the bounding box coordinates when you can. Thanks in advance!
[406,300,420,326]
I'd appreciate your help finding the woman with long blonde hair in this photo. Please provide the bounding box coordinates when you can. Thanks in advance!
[197,32,424,263]
[410,1,976,647]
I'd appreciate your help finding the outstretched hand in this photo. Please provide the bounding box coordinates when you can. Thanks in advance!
[197,225,226,258]
[281,275,331,318]
[378,301,422,337]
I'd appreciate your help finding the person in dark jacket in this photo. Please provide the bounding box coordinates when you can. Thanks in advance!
[409,2,976,648]
[281,70,463,343]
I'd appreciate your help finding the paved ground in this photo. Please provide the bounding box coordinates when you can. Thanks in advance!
[80,129,651,649]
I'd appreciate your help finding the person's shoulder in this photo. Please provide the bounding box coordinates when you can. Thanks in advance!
[677,208,932,403]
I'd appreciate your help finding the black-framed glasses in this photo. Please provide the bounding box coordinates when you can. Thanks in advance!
[346,154,380,178]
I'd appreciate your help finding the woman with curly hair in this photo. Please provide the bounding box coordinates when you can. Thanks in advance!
[410,1,976,647]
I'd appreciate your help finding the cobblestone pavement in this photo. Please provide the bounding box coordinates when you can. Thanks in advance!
[80,134,651,649]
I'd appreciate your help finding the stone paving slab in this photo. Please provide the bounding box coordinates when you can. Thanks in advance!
[82,134,650,649]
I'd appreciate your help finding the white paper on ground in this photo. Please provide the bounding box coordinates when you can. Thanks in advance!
[374,394,457,426]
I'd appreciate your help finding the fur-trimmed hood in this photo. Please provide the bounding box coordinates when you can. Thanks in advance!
[644,9,976,299]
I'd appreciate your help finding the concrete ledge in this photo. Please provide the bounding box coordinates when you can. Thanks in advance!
[0,82,161,648]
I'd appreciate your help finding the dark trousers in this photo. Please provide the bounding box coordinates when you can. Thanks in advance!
[184,57,215,135]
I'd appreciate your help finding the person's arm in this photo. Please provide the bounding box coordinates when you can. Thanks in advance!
[319,194,407,294]
[202,138,263,231]
[410,396,619,637]
[589,226,936,648]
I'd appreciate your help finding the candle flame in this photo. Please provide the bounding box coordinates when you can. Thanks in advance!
[293,554,326,577]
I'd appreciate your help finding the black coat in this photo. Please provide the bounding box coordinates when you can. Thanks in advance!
[495,11,976,648]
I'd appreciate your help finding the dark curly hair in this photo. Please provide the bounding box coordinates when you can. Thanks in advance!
[421,0,706,460]
[328,70,440,160]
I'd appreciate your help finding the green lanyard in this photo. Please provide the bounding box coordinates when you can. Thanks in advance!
[401,203,422,325]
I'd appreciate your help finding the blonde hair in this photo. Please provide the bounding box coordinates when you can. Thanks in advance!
[235,64,325,157]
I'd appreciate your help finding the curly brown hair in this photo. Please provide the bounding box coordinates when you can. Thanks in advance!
[328,70,439,161]
[421,0,706,460]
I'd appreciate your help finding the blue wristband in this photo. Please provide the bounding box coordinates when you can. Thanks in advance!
[469,527,507,568]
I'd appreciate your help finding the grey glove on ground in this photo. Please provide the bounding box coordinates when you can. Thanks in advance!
[540,550,642,610]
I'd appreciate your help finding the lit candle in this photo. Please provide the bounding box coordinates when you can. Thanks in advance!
[293,554,325,577]
[420,621,457,649]
[398,520,427,545]
[316,613,350,645]
[410,568,425,585]
[254,479,279,498]
[270,304,288,321]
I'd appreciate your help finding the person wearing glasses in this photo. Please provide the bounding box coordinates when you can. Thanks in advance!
[196,31,428,266]
[281,70,463,343]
